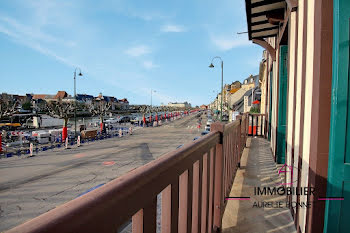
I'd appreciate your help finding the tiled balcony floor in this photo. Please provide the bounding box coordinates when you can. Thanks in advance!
[222,137,296,233]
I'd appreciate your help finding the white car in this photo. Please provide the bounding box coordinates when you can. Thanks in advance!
[205,124,211,131]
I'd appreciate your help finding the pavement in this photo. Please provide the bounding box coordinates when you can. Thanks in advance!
[0,113,207,232]
[222,137,296,233]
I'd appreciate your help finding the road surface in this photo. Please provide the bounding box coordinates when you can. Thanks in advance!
[0,113,207,231]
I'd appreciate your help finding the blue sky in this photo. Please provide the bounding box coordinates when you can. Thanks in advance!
[0,0,263,106]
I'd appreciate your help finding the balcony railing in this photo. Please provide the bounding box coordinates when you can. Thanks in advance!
[8,114,250,233]
[247,113,267,137]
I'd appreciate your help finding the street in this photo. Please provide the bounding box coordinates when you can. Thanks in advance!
[0,113,206,231]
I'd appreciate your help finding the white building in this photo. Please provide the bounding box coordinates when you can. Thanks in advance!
[167,102,191,108]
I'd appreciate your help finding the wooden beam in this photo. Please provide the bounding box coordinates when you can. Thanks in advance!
[251,26,279,34]
[277,9,291,47]
[268,17,284,25]
[251,20,270,26]
[252,38,276,61]
[252,33,279,40]
[251,0,284,8]
[285,0,298,12]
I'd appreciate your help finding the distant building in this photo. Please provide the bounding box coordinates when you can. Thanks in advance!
[200,105,208,110]
[32,94,49,100]
[229,81,242,94]
[168,102,191,108]
[241,75,259,90]
[94,93,129,110]
[55,91,68,100]
[76,94,94,105]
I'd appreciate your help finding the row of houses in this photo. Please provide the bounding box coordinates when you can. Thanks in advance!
[0,91,129,112]
[208,74,262,120]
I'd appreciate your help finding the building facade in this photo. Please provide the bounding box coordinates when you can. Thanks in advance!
[167,102,191,109]
[245,0,349,232]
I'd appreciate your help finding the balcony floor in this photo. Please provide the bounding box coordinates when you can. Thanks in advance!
[222,137,296,233]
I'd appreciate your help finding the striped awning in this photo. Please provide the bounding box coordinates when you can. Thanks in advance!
[245,0,286,40]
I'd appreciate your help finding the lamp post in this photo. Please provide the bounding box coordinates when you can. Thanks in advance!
[209,57,224,121]
[212,90,219,113]
[74,68,83,139]
[150,89,156,109]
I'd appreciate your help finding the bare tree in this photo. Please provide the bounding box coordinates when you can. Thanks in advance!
[46,101,75,129]
[0,95,19,120]
[139,105,150,126]
[89,101,111,133]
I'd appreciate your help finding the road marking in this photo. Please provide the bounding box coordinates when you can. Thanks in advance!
[74,153,87,158]
[77,183,105,198]
[102,161,116,166]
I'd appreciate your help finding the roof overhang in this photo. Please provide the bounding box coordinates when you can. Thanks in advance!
[245,0,287,40]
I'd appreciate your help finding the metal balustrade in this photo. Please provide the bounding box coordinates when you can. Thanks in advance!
[247,113,267,137]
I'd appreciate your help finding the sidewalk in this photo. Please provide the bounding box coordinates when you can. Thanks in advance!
[222,137,296,233]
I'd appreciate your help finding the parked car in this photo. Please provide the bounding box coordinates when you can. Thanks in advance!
[205,124,211,131]
[222,114,229,121]
[201,131,210,136]
[130,116,141,124]
[117,116,130,123]
[105,118,119,124]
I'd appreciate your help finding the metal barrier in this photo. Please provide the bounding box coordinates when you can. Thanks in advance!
[8,115,248,233]
[247,113,267,137]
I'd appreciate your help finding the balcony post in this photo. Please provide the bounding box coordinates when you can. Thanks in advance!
[236,115,242,168]
[211,122,225,232]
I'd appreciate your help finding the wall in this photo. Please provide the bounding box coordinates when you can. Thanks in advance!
[299,0,315,230]
[260,61,267,115]
[266,1,333,232]
[286,9,297,193]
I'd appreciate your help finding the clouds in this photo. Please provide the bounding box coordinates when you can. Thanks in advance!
[143,61,158,69]
[161,24,186,33]
[125,45,151,57]
[0,0,263,106]
[210,35,252,51]
[0,15,78,68]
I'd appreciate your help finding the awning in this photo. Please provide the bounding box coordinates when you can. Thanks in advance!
[245,0,286,40]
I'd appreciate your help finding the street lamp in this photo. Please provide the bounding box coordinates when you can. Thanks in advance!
[212,90,219,113]
[209,56,224,121]
[74,68,83,138]
[151,89,156,109]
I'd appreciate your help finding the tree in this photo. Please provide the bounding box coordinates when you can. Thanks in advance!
[46,101,75,141]
[0,96,19,120]
[89,101,111,133]
[22,102,32,111]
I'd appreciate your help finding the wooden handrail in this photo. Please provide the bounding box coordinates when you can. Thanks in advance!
[8,115,249,233]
